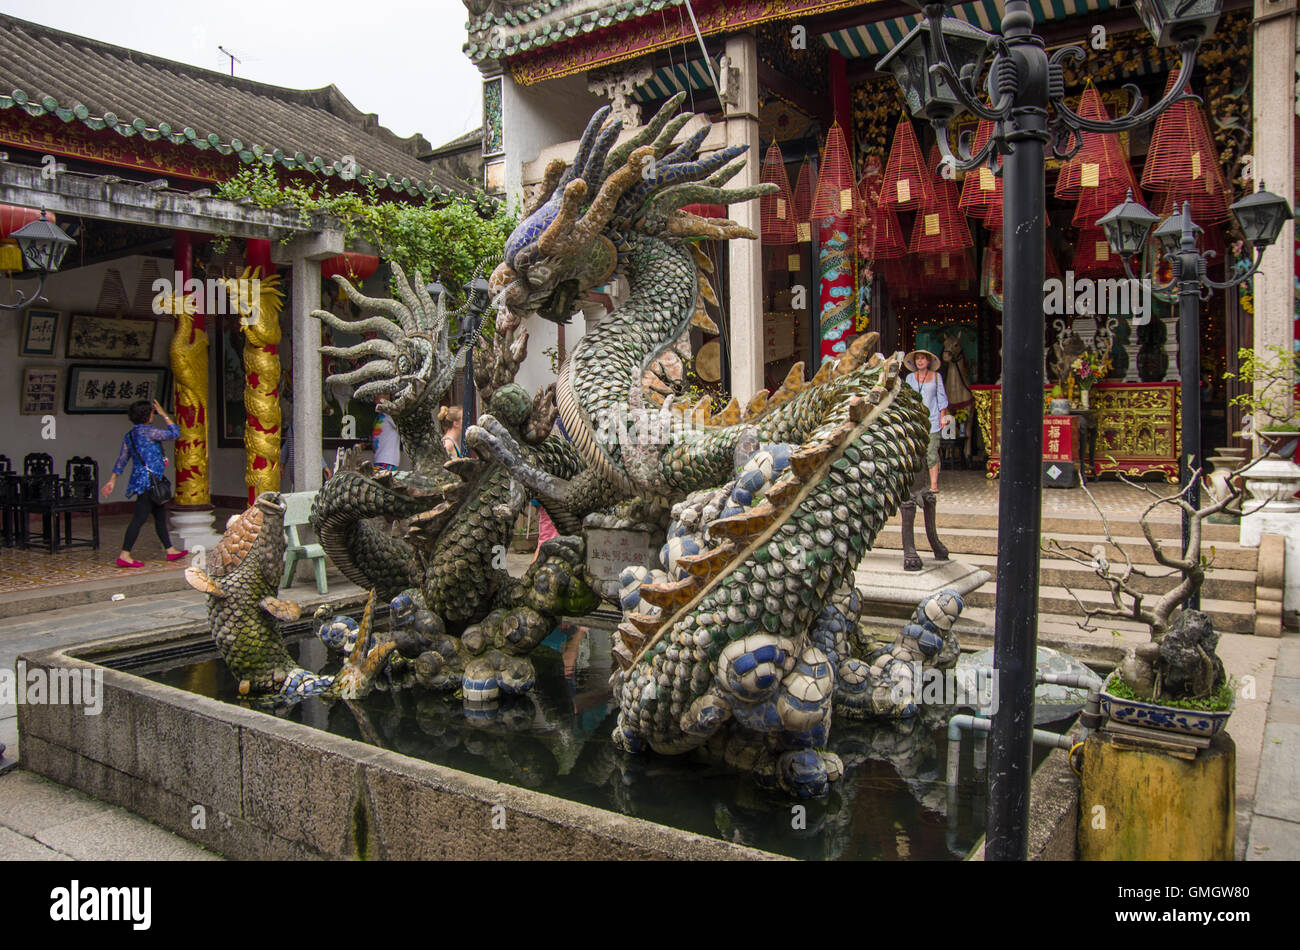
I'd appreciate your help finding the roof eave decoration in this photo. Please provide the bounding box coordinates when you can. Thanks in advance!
[0,88,457,202]
[465,0,876,85]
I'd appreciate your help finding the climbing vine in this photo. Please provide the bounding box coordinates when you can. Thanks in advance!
[215,165,518,307]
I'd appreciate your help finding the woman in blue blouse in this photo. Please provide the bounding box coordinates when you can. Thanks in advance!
[101,399,188,568]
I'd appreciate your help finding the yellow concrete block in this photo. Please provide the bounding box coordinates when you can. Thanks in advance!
[1078,730,1234,860]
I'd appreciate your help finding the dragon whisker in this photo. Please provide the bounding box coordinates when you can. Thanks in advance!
[328,361,397,387]
[312,309,405,343]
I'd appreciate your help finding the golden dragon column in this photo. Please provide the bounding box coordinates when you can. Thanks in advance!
[228,244,286,503]
[165,233,210,506]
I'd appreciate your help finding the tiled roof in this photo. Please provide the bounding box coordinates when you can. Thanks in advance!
[0,12,467,198]
[423,127,484,159]
[464,0,688,66]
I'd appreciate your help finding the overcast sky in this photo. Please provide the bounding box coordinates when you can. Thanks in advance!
[1,0,484,148]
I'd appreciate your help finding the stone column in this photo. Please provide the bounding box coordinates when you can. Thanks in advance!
[724,31,764,405]
[1251,0,1297,433]
[273,230,344,493]
[1240,457,1300,618]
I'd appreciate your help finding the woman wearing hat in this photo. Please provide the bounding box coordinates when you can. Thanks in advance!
[905,348,952,493]
[900,348,952,571]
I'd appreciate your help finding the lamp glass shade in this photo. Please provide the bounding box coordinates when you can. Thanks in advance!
[1096,192,1160,257]
[1153,207,1200,255]
[463,275,491,313]
[1229,188,1293,248]
[1132,0,1221,48]
[877,17,992,120]
[11,211,75,273]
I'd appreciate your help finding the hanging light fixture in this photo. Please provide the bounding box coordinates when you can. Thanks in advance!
[1,210,77,311]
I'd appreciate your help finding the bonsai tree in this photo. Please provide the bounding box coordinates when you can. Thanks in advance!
[1224,344,1299,437]
[1042,456,1264,707]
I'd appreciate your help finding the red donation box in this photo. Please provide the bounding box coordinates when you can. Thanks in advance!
[1043,415,1078,462]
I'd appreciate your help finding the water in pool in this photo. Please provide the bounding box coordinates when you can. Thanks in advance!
[137,618,997,860]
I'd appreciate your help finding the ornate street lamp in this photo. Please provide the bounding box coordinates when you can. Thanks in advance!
[1,210,76,311]
[881,0,1223,859]
[1101,184,1293,611]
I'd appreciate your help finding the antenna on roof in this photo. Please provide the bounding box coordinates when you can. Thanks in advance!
[217,45,242,77]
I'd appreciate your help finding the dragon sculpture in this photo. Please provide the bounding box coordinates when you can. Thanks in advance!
[196,94,931,797]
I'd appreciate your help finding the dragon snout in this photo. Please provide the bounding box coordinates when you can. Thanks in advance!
[254,491,286,513]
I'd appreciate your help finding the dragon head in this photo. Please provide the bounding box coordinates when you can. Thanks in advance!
[311,262,467,418]
[490,93,774,325]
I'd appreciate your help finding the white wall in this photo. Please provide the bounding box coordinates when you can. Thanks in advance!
[502,71,606,206]
[1,258,207,491]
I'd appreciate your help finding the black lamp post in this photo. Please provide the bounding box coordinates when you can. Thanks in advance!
[461,274,492,454]
[881,0,1223,859]
[2,210,76,311]
[1100,185,1293,611]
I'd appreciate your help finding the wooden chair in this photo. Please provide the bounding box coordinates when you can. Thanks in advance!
[55,456,100,550]
[24,452,52,476]
[0,457,18,547]
[280,490,327,594]
[19,473,61,553]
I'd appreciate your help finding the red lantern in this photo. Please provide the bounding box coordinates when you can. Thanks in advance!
[0,204,41,238]
[319,252,380,283]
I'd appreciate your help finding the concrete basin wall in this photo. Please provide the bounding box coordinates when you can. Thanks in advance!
[16,628,779,861]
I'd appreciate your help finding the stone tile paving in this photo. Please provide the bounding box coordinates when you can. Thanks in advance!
[938,469,1184,520]
[1248,633,1300,860]
[0,770,219,860]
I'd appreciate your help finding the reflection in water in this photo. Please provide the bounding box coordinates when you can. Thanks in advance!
[142,620,988,860]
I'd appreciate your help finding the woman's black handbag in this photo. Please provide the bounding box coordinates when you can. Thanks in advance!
[128,430,173,504]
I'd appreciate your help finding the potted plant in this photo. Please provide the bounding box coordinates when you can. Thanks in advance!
[1224,345,1299,457]
[1043,455,1263,736]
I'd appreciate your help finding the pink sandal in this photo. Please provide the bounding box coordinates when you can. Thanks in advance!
[116,557,144,568]
[166,550,190,562]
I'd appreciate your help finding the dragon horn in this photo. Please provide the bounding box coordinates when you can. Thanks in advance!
[606,92,686,170]
[390,262,427,330]
[537,179,589,256]
[570,146,655,251]
[331,275,418,335]
[557,104,611,190]
[650,181,776,218]
[525,158,568,217]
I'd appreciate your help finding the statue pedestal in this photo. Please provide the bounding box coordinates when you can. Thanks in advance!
[1240,457,1300,618]
[170,506,224,556]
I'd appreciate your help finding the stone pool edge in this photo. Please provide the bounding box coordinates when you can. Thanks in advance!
[16,630,784,861]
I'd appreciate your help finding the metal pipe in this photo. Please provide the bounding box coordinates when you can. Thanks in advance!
[947,714,1075,787]
[987,0,1049,860]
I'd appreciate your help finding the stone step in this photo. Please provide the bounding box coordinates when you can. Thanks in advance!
[895,552,1257,603]
[887,508,1242,543]
[963,582,1255,634]
[871,524,1259,571]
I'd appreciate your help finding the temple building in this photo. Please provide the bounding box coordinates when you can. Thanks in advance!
[0,11,473,546]
[463,0,1296,475]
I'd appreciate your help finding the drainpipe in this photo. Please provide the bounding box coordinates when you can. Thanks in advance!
[947,715,1075,788]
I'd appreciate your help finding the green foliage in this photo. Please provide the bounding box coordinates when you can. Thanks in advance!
[1106,673,1235,712]
[215,166,518,308]
[1223,345,1299,431]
